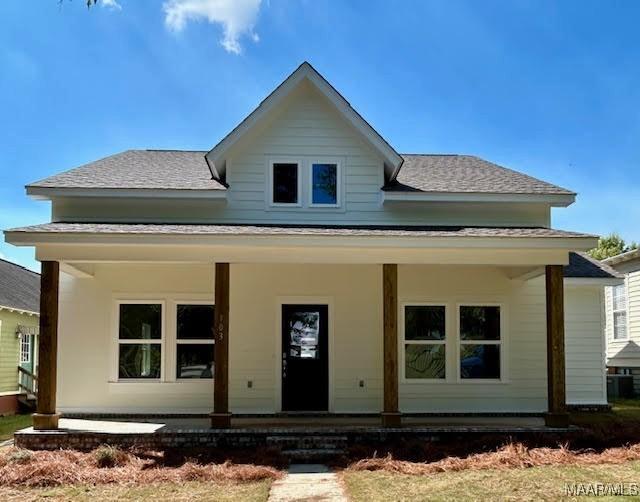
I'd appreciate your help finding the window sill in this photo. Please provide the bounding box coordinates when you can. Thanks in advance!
[107,380,213,394]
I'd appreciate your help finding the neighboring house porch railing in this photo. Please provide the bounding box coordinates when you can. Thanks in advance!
[17,366,38,398]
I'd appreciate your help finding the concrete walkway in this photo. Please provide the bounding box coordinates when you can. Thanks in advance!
[268,464,347,502]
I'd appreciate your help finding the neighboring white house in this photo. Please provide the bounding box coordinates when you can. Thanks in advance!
[4,62,619,430]
[603,249,640,392]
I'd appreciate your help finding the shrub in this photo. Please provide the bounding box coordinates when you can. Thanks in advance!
[93,445,127,468]
[6,448,34,465]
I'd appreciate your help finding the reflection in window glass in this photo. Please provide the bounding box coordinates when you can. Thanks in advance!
[460,344,500,379]
[177,344,214,379]
[405,344,445,379]
[273,163,298,204]
[119,344,161,379]
[177,305,215,340]
[405,306,445,340]
[119,304,161,340]
[288,311,320,359]
[311,163,337,204]
[460,306,500,341]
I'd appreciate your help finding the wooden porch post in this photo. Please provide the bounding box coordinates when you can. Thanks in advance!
[545,264,569,428]
[210,262,231,428]
[33,261,60,430]
[381,264,401,427]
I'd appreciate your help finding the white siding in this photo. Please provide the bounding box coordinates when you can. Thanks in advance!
[50,82,551,228]
[55,263,610,414]
[564,284,607,405]
[605,262,640,368]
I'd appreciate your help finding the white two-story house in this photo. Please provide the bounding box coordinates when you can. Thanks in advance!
[4,62,619,432]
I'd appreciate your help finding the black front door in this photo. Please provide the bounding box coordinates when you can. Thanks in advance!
[281,304,329,411]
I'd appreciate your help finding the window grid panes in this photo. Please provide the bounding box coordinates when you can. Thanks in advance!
[176,304,215,379]
[612,284,627,311]
[118,303,162,380]
[459,306,501,380]
[612,284,628,340]
[20,335,31,364]
[403,305,446,380]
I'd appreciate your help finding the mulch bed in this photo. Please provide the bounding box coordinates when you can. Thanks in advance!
[347,442,640,475]
[0,446,283,487]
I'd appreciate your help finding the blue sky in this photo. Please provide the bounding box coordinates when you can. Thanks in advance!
[1,0,638,271]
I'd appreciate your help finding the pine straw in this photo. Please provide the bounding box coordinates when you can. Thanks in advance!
[348,442,640,475]
[0,447,282,488]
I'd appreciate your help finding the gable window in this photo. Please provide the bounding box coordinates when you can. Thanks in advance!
[176,304,215,379]
[459,305,501,380]
[311,163,339,206]
[118,303,162,380]
[612,284,628,340]
[403,305,446,380]
[272,162,299,205]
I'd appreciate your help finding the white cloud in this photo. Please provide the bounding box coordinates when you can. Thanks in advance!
[101,0,122,10]
[163,0,262,54]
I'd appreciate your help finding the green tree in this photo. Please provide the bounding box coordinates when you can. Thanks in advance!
[588,233,639,260]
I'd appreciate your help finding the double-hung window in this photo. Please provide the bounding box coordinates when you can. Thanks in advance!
[176,304,215,379]
[118,303,162,380]
[612,284,628,340]
[403,305,446,380]
[459,305,501,380]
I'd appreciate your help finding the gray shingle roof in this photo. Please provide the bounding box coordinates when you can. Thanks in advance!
[28,150,225,191]
[389,155,574,195]
[0,259,40,313]
[564,252,623,279]
[6,222,594,240]
[28,150,572,196]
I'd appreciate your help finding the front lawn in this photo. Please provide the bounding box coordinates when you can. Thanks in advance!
[571,399,640,426]
[0,480,272,501]
[342,461,640,502]
[0,414,31,441]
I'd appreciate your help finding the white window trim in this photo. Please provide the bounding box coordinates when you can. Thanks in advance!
[611,281,628,341]
[175,301,215,381]
[456,303,507,384]
[308,160,342,208]
[268,158,303,208]
[20,333,31,365]
[400,303,449,383]
[114,299,166,383]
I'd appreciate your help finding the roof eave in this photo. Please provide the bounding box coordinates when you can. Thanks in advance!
[382,191,576,206]
[26,186,228,201]
[4,229,598,252]
[603,248,640,266]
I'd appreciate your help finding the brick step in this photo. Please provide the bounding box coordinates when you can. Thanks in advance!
[266,435,348,450]
[281,448,347,462]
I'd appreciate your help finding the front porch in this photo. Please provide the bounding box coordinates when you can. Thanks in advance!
[15,414,567,453]
[29,257,572,432]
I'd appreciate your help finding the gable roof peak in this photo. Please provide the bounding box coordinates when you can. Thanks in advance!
[205,62,403,183]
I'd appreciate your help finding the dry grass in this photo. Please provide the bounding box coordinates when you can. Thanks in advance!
[0,480,273,502]
[347,442,640,476]
[0,447,282,488]
[343,462,640,502]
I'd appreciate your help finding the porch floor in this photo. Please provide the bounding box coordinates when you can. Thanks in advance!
[16,415,555,435]
[15,416,574,452]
